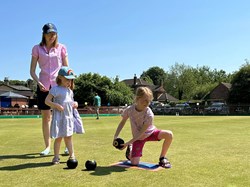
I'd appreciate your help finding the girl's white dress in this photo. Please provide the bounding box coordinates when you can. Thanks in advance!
[49,85,75,139]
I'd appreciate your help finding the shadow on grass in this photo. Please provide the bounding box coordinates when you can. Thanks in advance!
[0,153,55,171]
[0,153,52,160]
[82,165,127,176]
[0,162,53,171]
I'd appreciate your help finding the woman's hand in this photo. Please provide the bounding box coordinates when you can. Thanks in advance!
[38,82,49,92]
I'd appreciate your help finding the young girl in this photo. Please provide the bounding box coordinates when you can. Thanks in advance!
[45,66,78,164]
[113,86,173,168]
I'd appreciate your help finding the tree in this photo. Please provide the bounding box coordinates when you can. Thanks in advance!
[228,63,250,104]
[164,63,196,100]
[106,81,133,106]
[74,73,112,106]
[74,73,133,106]
[189,66,232,100]
[164,63,233,100]
[141,66,167,85]
[140,75,153,84]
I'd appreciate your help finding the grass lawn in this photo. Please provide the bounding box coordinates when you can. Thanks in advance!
[0,115,250,187]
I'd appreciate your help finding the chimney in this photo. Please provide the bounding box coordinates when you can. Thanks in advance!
[133,74,137,85]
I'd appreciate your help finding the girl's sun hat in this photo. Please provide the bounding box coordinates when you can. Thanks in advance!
[58,66,76,79]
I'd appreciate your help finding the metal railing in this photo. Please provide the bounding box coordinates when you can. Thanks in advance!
[1,105,249,116]
[0,106,127,116]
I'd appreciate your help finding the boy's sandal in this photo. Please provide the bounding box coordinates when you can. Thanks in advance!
[159,157,171,168]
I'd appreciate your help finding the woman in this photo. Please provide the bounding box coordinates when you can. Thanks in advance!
[30,23,69,156]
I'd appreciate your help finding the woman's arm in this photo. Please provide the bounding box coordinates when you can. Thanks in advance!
[30,56,47,91]
[62,55,69,66]
[30,56,39,82]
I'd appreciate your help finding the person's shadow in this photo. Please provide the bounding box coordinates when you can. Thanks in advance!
[0,153,44,160]
[0,162,53,171]
[0,153,53,171]
[0,153,127,174]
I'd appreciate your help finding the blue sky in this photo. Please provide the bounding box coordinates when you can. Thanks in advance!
[1,0,250,82]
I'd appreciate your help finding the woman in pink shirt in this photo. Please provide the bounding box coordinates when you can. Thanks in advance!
[113,87,173,168]
[30,23,69,156]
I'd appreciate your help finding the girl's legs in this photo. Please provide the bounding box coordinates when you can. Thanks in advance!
[128,130,173,167]
[158,130,173,158]
[52,137,62,164]
[40,109,69,156]
[54,137,62,157]
[64,136,75,158]
[40,110,51,155]
[129,141,145,166]
[158,130,173,168]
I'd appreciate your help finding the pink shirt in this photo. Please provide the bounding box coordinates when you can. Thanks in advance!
[32,43,68,90]
[122,104,156,140]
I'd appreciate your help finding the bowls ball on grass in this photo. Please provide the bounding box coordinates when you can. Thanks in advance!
[67,158,78,169]
[85,160,97,170]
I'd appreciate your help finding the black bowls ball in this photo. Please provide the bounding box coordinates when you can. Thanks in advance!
[67,158,78,169]
[85,160,97,170]
[113,138,124,149]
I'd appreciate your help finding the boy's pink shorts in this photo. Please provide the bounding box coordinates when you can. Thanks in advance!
[131,129,161,158]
